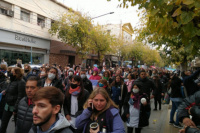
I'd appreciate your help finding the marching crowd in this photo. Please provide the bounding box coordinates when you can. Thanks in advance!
[0,60,200,133]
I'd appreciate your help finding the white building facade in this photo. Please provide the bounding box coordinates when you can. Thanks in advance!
[0,0,70,65]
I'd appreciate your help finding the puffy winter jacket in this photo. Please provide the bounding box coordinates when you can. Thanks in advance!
[178,90,200,126]
[5,79,26,112]
[15,97,33,133]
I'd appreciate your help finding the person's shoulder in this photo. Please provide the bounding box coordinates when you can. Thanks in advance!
[59,127,73,133]
[109,107,119,116]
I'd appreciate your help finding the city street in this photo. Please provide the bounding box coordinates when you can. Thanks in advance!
[1,100,180,133]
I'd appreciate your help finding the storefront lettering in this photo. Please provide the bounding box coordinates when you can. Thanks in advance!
[15,34,36,44]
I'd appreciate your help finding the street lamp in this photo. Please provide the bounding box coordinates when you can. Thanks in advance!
[91,12,114,19]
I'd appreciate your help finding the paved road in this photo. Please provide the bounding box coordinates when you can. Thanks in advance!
[0,99,179,133]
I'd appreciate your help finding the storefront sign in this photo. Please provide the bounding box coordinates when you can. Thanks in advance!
[15,34,36,44]
[111,56,118,61]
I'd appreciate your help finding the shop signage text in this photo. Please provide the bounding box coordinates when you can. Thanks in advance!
[15,34,36,44]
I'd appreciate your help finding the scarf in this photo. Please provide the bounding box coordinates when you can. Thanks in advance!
[69,86,81,96]
[28,98,33,106]
[130,93,142,109]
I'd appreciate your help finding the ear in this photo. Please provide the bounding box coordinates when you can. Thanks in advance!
[52,105,61,114]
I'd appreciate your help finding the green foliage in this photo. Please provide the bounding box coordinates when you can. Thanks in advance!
[115,0,200,69]
[90,25,114,64]
[49,11,93,59]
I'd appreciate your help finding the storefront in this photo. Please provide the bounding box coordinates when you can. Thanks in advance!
[0,28,50,66]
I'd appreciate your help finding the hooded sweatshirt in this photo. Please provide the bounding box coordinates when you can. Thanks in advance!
[28,113,72,133]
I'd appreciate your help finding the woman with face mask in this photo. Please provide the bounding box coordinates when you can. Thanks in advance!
[0,67,25,133]
[75,87,125,133]
[122,83,151,133]
[64,75,89,133]
[41,67,64,93]
[89,67,101,80]
[98,79,111,97]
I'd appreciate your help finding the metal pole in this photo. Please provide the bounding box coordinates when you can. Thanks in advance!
[31,47,32,64]
[91,12,114,19]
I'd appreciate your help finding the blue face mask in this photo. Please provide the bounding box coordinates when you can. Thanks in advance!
[99,83,104,87]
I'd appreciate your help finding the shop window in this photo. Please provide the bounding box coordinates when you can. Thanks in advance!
[20,9,30,22]
[37,15,45,28]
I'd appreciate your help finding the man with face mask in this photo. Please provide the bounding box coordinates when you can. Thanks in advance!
[29,86,73,133]
[134,70,156,99]
[26,67,40,80]
[41,67,64,93]
[80,68,93,94]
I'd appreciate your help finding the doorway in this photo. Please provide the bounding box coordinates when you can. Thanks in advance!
[68,56,75,67]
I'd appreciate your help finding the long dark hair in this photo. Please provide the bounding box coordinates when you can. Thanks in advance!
[65,75,85,100]
[111,75,124,87]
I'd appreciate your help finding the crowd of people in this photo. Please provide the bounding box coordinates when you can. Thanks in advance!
[0,61,200,133]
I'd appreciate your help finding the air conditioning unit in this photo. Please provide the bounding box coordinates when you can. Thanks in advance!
[6,10,14,17]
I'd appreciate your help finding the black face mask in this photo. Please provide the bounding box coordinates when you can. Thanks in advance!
[71,83,78,89]
[24,69,29,73]
[10,73,16,81]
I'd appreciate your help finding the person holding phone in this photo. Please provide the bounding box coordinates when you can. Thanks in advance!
[75,87,125,133]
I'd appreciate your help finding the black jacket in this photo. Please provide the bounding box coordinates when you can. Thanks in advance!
[170,76,182,98]
[82,77,93,94]
[178,90,200,126]
[41,78,64,93]
[15,97,33,133]
[122,92,151,127]
[152,79,164,99]
[134,77,156,98]
[5,79,26,112]
[0,78,9,116]
[183,69,200,96]
[63,89,89,117]
[185,126,200,133]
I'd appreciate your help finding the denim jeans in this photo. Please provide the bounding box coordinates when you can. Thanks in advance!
[170,101,181,125]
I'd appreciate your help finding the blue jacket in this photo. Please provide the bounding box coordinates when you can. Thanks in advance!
[75,107,125,133]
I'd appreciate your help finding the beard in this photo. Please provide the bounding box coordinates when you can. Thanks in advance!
[34,112,52,127]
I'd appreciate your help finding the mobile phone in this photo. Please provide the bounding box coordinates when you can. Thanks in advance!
[90,103,93,109]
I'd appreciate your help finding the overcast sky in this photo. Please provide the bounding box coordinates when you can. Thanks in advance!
[57,0,140,28]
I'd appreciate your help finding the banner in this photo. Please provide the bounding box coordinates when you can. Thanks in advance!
[90,80,99,90]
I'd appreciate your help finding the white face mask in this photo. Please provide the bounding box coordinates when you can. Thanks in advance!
[132,89,139,93]
[81,74,86,79]
[68,72,73,76]
[48,73,55,80]
[41,71,45,74]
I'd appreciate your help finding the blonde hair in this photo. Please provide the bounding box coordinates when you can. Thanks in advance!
[83,87,118,120]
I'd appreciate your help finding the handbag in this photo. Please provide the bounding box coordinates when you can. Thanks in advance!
[163,93,170,104]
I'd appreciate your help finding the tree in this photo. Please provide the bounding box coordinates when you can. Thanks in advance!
[90,25,113,65]
[49,11,93,59]
[116,0,200,70]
